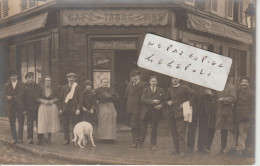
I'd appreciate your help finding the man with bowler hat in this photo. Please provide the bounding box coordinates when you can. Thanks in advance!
[59,73,82,145]
[23,72,41,144]
[125,69,147,148]
[3,71,25,144]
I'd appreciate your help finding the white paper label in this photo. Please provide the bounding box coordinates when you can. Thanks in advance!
[137,34,232,91]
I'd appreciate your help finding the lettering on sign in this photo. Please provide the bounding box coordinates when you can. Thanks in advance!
[137,34,232,91]
[93,41,137,50]
[62,9,168,26]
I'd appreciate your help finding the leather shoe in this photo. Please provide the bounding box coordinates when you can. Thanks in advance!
[179,152,185,158]
[28,139,34,144]
[151,145,157,151]
[129,143,137,148]
[63,140,70,145]
[170,149,179,154]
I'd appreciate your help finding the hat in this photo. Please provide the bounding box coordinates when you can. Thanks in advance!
[84,80,92,86]
[25,72,34,79]
[9,71,18,77]
[239,76,250,82]
[130,69,141,76]
[66,73,77,77]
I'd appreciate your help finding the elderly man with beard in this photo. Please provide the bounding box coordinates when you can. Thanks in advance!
[59,73,82,145]
[235,76,254,156]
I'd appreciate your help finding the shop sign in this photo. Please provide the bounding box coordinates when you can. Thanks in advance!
[187,13,252,44]
[93,52,113,70]
[93,41,137,50]
[61,9,168,26]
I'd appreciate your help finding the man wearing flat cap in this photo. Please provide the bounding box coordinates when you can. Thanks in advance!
[23,72,41,144]
[59,73,82,145]
[125,69,148,148]
[235,76,255,156]
[3,72,25,144]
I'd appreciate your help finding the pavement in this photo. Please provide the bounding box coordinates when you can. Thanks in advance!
[0,117,255,165]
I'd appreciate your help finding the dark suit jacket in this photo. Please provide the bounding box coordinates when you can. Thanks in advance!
[140,86,166,120]
[125,81,147,114]
[3,81,25,114]
[23,82,41,112]
[59,83,82,114]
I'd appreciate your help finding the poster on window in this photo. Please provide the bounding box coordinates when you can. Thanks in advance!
[93,52,113,70]
[93,71,111,89]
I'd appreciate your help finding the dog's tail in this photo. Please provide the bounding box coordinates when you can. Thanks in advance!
[71,129,77,143]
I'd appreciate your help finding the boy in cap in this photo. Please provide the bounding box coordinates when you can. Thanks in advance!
[23,72,41,144]
[125,69,147,148]
[3,72,25,144]
[59,73,82,145]
[235,76,254,156]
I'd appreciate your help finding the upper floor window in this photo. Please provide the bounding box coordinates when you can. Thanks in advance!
[21,0,37,11]
[0,0,9,19]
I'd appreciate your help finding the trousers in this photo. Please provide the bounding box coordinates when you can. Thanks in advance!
[140,110,160,146]
[9,109,24,141]
[236,121,250,151]
[130,113,140,143]
[169,116,187,152]
[27,110,38,140]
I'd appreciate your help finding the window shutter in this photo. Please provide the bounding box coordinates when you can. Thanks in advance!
[238,0,249,25]
[226,0,234,20]
[29,0,36,8]
[21,0,27,11]
[3,0,8,17]
[211,0,218,13]
[0,2,2,19]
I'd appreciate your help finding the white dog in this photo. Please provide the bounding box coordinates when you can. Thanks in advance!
[72,121,96,148]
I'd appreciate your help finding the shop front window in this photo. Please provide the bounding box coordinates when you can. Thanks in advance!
[19,42,41,83]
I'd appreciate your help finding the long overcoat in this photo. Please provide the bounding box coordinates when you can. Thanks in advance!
[215,82,236,130]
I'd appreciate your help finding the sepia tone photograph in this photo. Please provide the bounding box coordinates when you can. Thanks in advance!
[0,0,256,165]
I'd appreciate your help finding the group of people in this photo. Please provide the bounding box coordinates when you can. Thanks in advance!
[125,69,254,158]
[3,68,254,158]
[3,71,117,146]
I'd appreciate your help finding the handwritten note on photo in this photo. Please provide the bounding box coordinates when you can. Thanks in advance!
[137,34,232,91]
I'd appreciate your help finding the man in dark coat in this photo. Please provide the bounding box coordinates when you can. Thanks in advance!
[139,75,166,151]
[166,77,196,158]
[215,75,236,154]
[125,69,147,148]
[3,72,25,144]
[186,84,207,153]
[23,72,41,144]
[203,88,217,153]
[59,73,82,145]
[235,76,254,156]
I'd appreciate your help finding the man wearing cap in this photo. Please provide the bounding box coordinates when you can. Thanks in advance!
[59,73,82,145]
[3,72,25,144]
[23,72,41,144]
[235,76,254,156]
[125,69,147,148]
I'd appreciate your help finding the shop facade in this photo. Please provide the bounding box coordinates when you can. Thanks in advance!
[0,1,254,117]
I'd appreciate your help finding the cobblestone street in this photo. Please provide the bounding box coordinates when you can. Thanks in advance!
[0,117,255,165]
[0,142,75,164]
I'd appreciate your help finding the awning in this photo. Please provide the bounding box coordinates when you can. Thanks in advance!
[187,13,252,44]
[0,12,48,39]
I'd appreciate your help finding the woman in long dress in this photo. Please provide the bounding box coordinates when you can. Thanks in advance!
[37,76,60,145]
[95,78,117,141]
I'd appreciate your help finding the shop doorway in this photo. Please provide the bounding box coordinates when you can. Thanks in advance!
[114,50,137,123]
